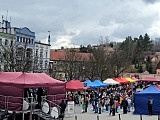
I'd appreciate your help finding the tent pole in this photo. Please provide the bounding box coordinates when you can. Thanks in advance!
[30,97,33,120]
[22,111,24,120]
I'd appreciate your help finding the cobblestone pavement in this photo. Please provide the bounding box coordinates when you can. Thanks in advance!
[64,104,158,120]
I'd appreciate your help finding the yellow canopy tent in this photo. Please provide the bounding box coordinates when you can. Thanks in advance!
[125,77,136,83]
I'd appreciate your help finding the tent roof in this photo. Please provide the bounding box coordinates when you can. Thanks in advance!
[136,85,160,94]
[103,78,119,85]
[84,80,99,88]
[0,72,65,88]
[140,77,160,82]
[93,80,108,88]
[125,78,136,83]
[66,80,83,91]
[114,78,129,84]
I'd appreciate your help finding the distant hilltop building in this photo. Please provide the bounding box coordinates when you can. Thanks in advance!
[0,19,50,73]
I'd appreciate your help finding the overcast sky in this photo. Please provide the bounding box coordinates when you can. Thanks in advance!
[0,0,160,49]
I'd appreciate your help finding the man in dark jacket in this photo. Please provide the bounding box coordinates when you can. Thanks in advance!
[121,97,128,114]
[59,100,67,119]
[37,87,43,107]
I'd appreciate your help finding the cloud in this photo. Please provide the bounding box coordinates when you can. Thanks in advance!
[0,0,160,49]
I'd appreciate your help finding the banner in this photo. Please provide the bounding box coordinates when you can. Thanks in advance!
[67,101,74,114]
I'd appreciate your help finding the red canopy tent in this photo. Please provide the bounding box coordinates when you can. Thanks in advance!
[0,72,66,111]
[66,80,84,91]
[140,77,160,82]
[0,72,64,88]
[114,78,129,84]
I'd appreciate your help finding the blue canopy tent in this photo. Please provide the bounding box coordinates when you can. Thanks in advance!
[134,85,160,115]
[84,80,100,88]
[92,80,108,88]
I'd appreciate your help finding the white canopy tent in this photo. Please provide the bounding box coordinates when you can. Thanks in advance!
[103,78,120,85]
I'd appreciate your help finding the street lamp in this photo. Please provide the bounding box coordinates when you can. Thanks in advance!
[82,66,85,81]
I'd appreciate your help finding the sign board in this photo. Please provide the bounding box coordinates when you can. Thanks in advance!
[67,101,74,114]
[83,82,87,89]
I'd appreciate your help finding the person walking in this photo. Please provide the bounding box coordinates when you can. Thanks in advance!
[59,100,67,119]
[112,99,116,116]
[121,97,128,114]
[81,95,85,113]
[127,97,132,112]
[105,97,109,111]
[109,95,114,115]
[148,97,153,116]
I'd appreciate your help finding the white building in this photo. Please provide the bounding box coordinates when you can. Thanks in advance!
[34,40,51,74]
[0,19,51,73]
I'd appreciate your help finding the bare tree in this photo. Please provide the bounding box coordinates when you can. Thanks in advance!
[61,49,82,80]
[0,41,33,72]
[91,46,111,80]
[109,49,130,77]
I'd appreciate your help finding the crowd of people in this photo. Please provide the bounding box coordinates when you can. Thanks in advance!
[66,81,158,116]
[5,80,157,120]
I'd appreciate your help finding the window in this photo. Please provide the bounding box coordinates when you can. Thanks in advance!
[45,61,48,68]
[10,40,13,46]
[23,37,25,43]
[46,51,48,58]
[20,37,22,42]
[16,47,24,59]
[31,39,33,44]
[5,39,8,45]
[26,48,32,58]
[0,38,2,45]
[40,49,43,58]
[26,38,28,43]
[35,49,38,57]
[40,61,43,69]
[17,36,19,42]
[29,38,31,44]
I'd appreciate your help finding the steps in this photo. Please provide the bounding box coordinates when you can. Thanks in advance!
[34,110,58,120]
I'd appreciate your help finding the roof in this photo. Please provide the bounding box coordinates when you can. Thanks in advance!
[0,72,65,88]
[136,85,160,94]
[50,50,93,61]
[140,76,160,82]
[66,80,84,91]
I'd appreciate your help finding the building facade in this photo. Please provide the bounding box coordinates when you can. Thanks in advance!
[0,19,50,73]
[34,41,50,74]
